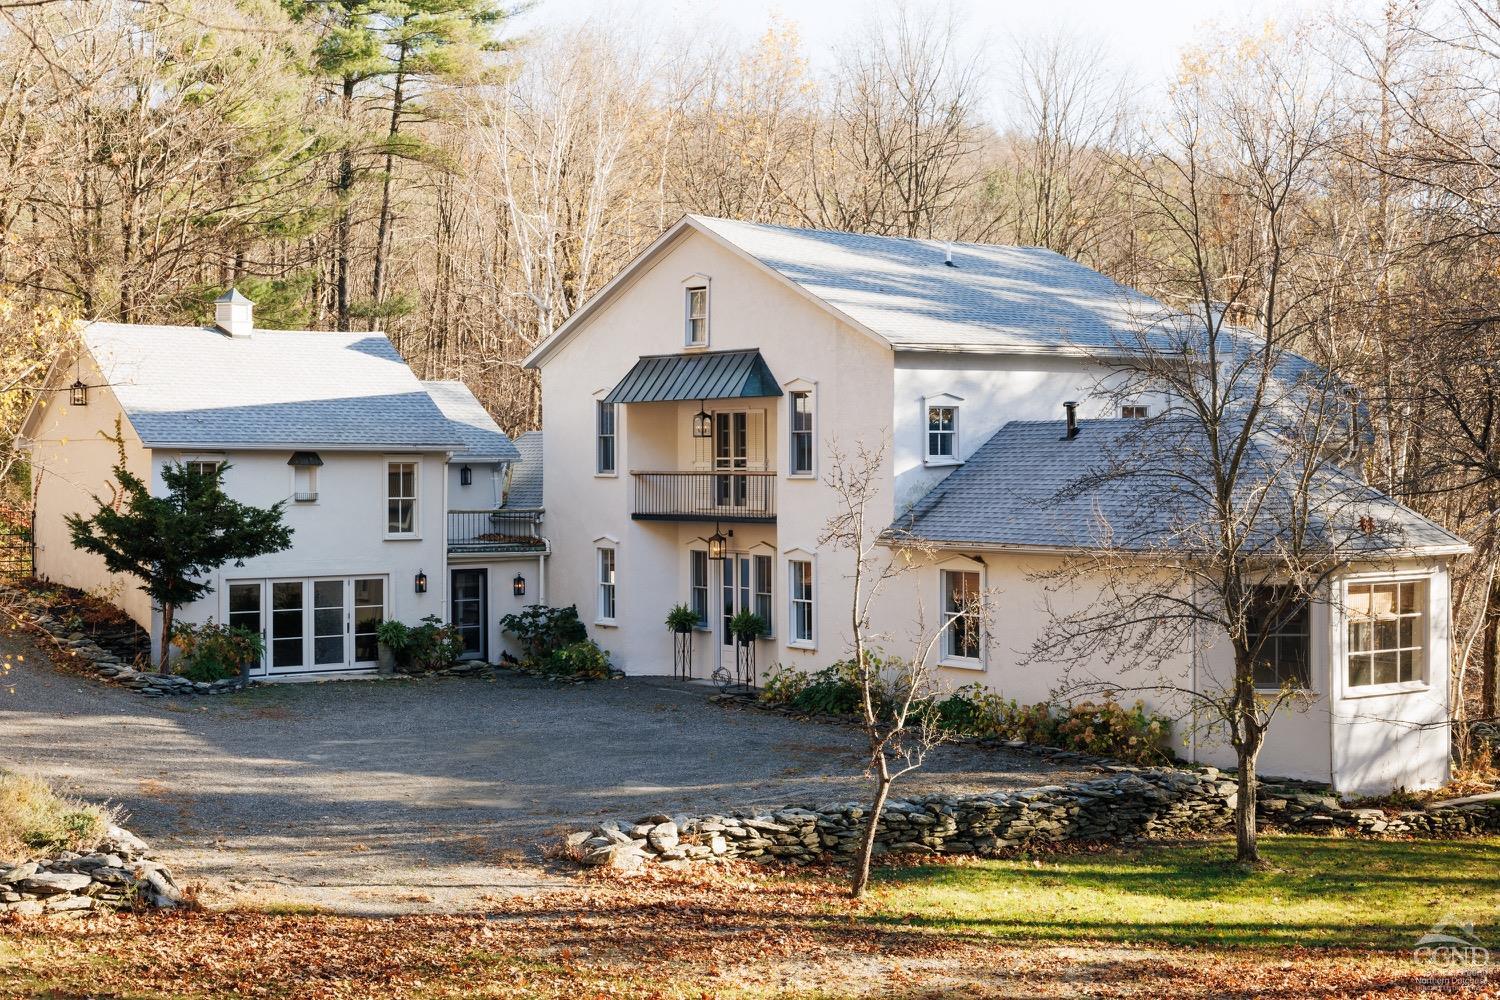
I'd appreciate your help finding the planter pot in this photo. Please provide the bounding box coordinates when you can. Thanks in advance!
[377,643,397,676]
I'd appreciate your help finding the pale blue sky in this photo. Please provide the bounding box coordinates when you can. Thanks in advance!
[516,0,1377,106]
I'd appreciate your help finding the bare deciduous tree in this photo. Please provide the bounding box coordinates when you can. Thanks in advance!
[821,441,991,897]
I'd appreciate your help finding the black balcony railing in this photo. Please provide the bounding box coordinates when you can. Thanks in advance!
[631,471,776,522]
[447,509,546,553]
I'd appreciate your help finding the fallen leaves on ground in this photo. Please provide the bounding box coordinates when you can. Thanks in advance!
[1,864,1491,999]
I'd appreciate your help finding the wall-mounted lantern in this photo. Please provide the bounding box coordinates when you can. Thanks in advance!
[415,570,428,594]
[70,380,88,407]
[460,464,473,486]
[707,526,727,561]
[692,400,713,439]
[513,573,526,597]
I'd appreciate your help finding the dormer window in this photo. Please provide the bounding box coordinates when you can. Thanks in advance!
[685,286,708,347]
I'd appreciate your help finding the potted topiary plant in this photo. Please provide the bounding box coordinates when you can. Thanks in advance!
[665,604,699,634]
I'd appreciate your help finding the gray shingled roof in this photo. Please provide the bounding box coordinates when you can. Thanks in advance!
[693,216,1171,353]
[891,418,1469,557]
[421,380,520,462]
[504,431,543,509]
[85,322,463,450]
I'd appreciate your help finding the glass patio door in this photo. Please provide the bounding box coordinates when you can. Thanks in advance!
[227,581,265,675]
[312,579,346,668]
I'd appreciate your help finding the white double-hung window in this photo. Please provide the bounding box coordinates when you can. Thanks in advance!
[924,395,962,464]
[789,390,814,477]
[788,558,814,647]
[386,460,418,537]
[597,547,617,624]
[685,286,709,346]
[940,569,982,665]
[596,401,617,475]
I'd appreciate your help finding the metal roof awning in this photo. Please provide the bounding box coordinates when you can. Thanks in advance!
[604,349,783,404]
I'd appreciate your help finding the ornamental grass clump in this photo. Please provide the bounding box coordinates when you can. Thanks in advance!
[0,769,112,862]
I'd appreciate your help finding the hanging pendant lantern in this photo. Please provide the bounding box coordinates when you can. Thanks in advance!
[692,400,713,439]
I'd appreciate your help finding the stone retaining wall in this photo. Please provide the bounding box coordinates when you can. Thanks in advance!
[560,766,1500,871]
[1,824,183,915]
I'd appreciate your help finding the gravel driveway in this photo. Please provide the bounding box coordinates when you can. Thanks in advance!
[2,630,1086,914]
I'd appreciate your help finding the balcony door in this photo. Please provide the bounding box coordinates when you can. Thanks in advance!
[714,412,749,507]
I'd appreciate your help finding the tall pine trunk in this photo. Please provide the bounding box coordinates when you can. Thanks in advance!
[370,47,408,330]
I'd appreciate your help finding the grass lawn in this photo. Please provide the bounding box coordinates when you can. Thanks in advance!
[870,834,1500,950]
[2,836,1496,999]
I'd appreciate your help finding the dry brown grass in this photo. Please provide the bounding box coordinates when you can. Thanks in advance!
[0,769,112,863]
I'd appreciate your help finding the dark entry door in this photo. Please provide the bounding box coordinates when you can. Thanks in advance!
[451,568,487,660]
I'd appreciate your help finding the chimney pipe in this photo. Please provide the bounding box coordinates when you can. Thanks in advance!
[1063,400,1079,440]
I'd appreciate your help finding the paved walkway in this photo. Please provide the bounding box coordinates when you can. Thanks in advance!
[1,630,1086,913]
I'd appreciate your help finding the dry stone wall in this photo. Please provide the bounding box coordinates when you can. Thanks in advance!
[560,766,1500,871]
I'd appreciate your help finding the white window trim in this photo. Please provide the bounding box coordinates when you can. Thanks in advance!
[923,393,964,467]
[384,456,421,540]
[937,560,986,670]
[595,542,618,627]
[1121,404,1150,419]
[785,550,816,650]
[595,398,619,478]
[785,378,817,479]
[683,274,710,349]
[1336,571,1435,700]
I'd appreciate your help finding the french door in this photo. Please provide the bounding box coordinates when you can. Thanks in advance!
[719,553,774,649]
[226,575,386,674]
[714,412,749,507]
[450,568,487,661]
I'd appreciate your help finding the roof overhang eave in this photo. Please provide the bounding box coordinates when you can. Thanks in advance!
[141,440,463,452]
[878,534,1474,561]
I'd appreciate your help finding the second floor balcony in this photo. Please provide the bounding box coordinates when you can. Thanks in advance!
[447,509,547,554]
[631,471,776,523]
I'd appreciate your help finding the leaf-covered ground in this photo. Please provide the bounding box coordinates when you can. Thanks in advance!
[3,836,1496,999]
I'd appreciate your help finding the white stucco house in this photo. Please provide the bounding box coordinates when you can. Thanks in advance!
[21,291,547,675]
[523,214,1470,794]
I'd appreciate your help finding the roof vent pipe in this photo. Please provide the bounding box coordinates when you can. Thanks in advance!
[1063,400,1079,440]
[943,243,956,267]
[214,288,254,338]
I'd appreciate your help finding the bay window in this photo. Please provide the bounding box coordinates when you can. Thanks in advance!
[1346,580,1426,688]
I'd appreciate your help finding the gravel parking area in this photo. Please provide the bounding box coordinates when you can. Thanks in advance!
[1,630,1087,913]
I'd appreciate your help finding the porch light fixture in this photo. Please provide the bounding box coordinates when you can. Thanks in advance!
[707,525,727,561]
[513,573,526,597]
[415,570,428,594]
[460,464,473,486]
[692,400,712,439]
[70,379,87,407]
